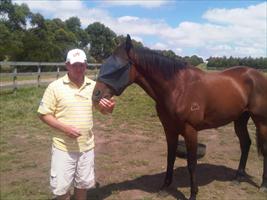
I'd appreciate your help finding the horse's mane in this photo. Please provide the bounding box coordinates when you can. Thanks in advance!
[133,47,189,79]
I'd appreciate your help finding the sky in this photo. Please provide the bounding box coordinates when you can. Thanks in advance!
[14,0,267,59]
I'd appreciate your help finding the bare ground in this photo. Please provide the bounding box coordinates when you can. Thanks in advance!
[0,115,265,200]
[88,120,266,200]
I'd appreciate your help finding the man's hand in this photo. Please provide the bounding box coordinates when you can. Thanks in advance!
[39,114,81,138]
[98,97,115,114]
[64,125,81,138]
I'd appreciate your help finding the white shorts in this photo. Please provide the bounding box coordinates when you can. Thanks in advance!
[50,146,95,196]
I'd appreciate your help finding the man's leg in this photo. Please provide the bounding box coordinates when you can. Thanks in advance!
[56,191,71,200]
[74,149,95,200]
[74,188,87,200]
[51,146,76,199]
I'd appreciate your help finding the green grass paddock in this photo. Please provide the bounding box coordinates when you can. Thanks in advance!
[0,85,159,200]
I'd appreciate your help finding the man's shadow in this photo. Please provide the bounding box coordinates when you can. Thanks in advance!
[86,163,258,200]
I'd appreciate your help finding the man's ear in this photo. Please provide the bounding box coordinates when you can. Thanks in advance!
[125,34,133,54]
[65,62,71,70]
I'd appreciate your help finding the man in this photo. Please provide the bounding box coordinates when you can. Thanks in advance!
[38,49,115,200]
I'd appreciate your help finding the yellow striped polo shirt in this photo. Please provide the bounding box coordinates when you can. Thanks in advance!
[38,74,96,152]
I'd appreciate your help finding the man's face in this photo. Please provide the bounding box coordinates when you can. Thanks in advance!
[66,62,87,78]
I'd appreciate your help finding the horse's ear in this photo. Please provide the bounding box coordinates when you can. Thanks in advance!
[125,34,133,53]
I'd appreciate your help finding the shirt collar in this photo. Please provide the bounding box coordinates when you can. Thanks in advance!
[62,74,71,84]
[62,74,92,86]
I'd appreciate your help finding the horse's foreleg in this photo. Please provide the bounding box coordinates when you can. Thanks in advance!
[184,124,198,200]
[156,106,178,190]
[161,131,178,189]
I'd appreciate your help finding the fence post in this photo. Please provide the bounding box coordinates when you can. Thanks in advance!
[94,66,98,81]
[37,65,41,87]
[13,66,17,92]
[57,66,60,79]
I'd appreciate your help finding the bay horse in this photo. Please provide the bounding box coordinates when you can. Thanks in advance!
[92,35,267,200]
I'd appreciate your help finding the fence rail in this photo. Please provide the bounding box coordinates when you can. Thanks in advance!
[0,61,101,91]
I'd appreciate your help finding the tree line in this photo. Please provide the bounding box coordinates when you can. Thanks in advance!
[207,56,267,70]
[0,0,266,72]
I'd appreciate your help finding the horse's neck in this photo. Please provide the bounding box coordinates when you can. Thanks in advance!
[135,76,158,101]
[131,50,186,103]
[134,64,176,102]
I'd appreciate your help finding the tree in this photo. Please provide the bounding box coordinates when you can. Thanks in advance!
[65,16,81,32]
[85,22,117,62]
[0,0,30,30]
[186,55,204,66]
[65,17,90,48]
[0,0,30,60]
[115,34,143,48]
[30,12,46,30]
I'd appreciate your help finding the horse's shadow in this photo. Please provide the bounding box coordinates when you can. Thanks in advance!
[86,163,258,200]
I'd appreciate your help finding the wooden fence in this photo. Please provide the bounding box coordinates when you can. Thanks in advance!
[0,61,101,91]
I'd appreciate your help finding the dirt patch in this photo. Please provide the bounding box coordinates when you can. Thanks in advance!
[0,113,265,200]
[89,121,265,200]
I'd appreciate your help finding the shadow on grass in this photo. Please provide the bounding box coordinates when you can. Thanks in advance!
[86,163,259,200]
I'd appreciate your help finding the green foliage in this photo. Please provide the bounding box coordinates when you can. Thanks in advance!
[0,0,30,30]
[184,55,204,66]
[85,22,117,62]
[116,34,144,48]
[65,16,81,32]
[156,50,204,66]
[30,12,46,29]
[207,56,267,70]
[157,49,179,60]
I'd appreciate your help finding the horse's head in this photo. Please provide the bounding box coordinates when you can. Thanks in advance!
[92,34,137,104]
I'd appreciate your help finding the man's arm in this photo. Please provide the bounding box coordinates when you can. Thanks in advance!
[39,114,81,138]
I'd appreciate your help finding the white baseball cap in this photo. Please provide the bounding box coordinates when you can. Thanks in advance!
[66,49,87,64]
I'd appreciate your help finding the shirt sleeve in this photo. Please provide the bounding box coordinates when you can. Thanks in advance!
[37,84,57,115]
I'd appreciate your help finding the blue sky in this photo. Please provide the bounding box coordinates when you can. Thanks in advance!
[15,0,266,59]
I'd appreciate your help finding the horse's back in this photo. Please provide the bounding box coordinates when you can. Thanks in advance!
[183,66,267,129]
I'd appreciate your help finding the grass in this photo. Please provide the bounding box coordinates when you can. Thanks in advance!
[0,85,159,200]
[0,86,52,200]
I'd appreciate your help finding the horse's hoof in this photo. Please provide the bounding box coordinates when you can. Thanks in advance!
[233,171,248,183]
[259,186,267,192]
[259,182,267,192]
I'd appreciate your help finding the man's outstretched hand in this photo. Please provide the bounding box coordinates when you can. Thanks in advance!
[98,97,115,114]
